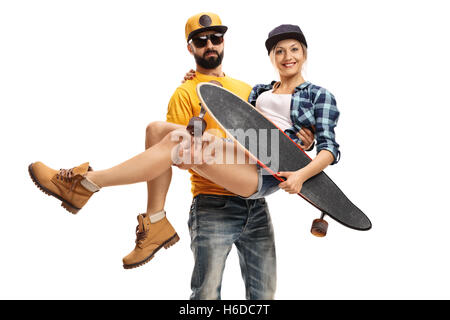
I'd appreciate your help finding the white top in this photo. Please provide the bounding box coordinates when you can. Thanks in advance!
[255,90,293,131]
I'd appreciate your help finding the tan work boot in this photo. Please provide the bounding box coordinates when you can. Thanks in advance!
[123,212,179,269]
[28,161,100,214]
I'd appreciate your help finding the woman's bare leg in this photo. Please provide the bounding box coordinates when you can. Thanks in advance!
[86,125,259,197]
[145,121,185,214]
[85,128,188,188]
[191,134,260,198]
[143,122,259,209]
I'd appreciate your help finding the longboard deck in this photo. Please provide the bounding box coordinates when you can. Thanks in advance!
[197,83,371,231]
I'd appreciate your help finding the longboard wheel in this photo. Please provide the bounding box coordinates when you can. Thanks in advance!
[311,218,328,237]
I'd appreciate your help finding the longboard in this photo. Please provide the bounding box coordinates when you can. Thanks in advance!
[196,82,371,236]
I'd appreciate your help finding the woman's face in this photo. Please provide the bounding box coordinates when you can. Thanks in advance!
[270,39,305,78]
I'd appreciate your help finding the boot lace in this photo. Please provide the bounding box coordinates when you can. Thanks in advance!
[135,225,148,247]
[56,168,82,192]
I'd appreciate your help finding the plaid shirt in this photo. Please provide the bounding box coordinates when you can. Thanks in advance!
[248,81,341,164]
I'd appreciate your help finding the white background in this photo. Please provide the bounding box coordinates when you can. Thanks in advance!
[1,0,449,300]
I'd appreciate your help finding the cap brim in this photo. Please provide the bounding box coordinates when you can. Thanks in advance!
[265,32,307,54]
[187,26,228,42]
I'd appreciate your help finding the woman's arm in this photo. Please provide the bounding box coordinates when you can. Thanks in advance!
[278,87,340,194]
[278,149,334,194]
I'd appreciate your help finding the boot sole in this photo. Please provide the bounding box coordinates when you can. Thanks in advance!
[28,163,81,214]
[123,233,180,270]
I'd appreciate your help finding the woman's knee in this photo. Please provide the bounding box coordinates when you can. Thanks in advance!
[145,121,167,143]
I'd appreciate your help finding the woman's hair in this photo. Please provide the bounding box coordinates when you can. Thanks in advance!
[300,42,307,60]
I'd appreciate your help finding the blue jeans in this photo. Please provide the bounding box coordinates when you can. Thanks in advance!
[188,194,277,300]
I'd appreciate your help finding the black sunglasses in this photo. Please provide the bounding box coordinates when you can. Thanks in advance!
[190,33,224,48]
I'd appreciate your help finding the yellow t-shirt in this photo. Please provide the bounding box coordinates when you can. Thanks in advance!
[166,72,252,197]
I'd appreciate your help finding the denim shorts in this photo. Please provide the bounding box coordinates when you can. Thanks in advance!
[243,164,280,200]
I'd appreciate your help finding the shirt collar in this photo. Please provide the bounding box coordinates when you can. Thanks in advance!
[294,81,311,92]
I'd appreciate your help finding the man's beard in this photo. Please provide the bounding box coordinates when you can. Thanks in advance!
[194,50,224,69]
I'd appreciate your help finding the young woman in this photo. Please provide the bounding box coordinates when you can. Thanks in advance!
[29,24,340,268]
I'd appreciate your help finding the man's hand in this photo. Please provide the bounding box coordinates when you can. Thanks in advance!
[173,132,217,170]
[296,127,315,150]
[173,139,196,170]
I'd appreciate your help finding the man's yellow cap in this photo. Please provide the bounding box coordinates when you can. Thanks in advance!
[185,12,228,42]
